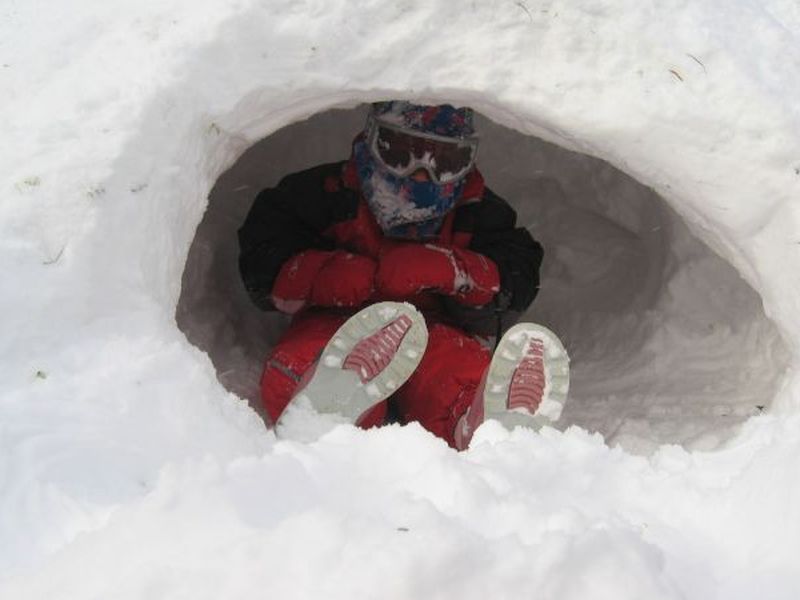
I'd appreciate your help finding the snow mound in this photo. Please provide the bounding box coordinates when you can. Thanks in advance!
[2,0,800,596]
[178,107,790,453]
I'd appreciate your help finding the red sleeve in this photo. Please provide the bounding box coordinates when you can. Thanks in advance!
[272,249,376,313]
[452,247,500,306]
[376,243,499,307]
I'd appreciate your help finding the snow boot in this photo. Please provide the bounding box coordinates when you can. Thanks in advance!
[454,322,570,450]
[276,302,428,440]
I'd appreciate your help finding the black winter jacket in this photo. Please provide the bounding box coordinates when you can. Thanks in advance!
[238,161,543,336]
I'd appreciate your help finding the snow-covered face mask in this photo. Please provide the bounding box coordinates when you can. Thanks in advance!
[353,101,477,240]
[353,136,465,240]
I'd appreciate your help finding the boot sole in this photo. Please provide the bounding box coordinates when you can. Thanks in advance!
[288,302,428,423]
[483,322,570,428]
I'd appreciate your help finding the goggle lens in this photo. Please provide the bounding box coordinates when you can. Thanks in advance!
[372,124,476,183]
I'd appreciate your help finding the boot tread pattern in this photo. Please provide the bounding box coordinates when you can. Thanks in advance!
[342,315,413,382]
[484,323,570,426]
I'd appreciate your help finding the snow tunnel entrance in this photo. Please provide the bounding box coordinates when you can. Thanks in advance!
[176,105,790,453]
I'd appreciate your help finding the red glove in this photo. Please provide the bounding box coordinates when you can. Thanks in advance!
[272,250,377,314]
[376,243,500,306]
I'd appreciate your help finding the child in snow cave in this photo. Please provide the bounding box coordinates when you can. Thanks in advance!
[238,101,570,449]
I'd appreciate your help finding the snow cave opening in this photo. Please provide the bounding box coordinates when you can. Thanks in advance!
[176,105,790,454]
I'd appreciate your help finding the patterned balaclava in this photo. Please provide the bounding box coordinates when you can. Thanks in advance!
[353,101,476,240]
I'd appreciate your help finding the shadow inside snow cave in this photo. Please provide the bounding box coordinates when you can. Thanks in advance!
[175,105,790,454]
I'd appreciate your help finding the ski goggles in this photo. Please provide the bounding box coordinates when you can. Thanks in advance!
[366,116,479,184]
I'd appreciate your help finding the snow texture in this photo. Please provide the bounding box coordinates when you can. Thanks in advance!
[2,0,800,597]
[181,107,790,452]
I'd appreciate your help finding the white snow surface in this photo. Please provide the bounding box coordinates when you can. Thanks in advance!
[2,0,800,597]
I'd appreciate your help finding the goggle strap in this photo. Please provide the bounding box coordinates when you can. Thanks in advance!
[370,115,479,146]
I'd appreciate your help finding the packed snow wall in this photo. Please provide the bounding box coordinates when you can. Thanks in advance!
[3,1,798,465]
[176,107,790,452]
[85,2,799,457]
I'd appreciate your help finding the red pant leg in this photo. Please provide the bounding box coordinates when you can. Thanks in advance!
[393,323,491,448]
[261,310,387,428]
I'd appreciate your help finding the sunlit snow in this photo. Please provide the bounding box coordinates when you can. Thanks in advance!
[2,1,800,598]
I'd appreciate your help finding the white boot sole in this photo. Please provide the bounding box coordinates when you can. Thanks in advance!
[483,322,570,430]
[282,302,428,425]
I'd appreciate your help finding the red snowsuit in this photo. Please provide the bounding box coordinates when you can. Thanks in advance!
[239,159,543,447]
